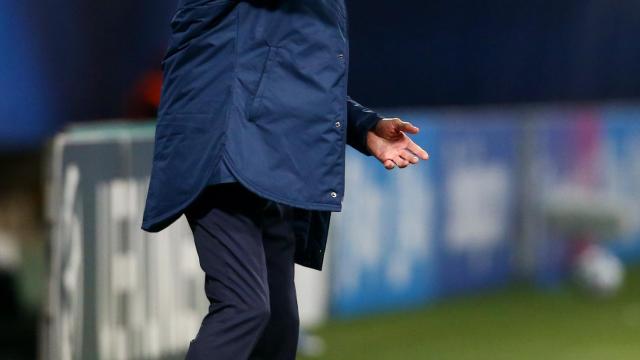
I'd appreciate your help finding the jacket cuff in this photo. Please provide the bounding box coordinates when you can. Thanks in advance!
[346,98,383,156]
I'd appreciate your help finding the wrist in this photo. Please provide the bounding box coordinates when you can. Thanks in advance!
[365,130,379,157]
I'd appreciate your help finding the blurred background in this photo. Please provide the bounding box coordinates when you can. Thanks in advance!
[1,1,640,359]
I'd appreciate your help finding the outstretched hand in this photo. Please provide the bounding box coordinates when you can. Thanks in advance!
[366,118,429,170]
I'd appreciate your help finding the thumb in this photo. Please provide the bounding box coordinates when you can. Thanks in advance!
[397,120,419,134]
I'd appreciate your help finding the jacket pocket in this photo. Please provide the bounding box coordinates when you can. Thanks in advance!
[247,45,277,122]
[245,44,341,125]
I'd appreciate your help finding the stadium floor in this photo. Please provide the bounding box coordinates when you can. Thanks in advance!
[301,265,640,360]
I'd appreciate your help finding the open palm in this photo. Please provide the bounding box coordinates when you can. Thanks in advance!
[366,118,430,170]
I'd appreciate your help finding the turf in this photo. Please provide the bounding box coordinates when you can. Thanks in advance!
[301,266,640,360]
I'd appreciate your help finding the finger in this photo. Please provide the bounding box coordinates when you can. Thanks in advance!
[383,160,395,170]
[398,120,419,134]
[393,156,410,168]
[407,140,429,160]
[400,149,420,164]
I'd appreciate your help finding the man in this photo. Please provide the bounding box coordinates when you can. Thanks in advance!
[142,0,429,359]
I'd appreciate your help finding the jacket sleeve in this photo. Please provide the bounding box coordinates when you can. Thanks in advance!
[346,96,383,156]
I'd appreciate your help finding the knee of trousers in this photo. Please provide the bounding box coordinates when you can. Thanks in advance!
[239,298,271,330]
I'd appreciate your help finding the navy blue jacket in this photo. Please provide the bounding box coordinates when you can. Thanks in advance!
[142,0,382,269]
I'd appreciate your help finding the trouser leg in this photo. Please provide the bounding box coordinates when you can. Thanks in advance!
[184,184,271,360]
[249,202,299,360]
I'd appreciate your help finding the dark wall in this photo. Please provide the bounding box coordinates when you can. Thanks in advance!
[4,0,640,147]
[1,1,177,148]
[347,0,640,107]
[31,0,176,121]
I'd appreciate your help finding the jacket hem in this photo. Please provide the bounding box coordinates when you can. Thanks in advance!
[141,145,226,233]
[222,150,343,212]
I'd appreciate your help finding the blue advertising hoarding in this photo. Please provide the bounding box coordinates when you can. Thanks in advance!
[601,106,640,262]
[529,114,584,286]
[330,119,440,316]
[530,107,640,286]
[330,110,519,316]
[431,111,519,295]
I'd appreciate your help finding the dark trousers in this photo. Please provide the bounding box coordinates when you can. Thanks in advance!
[184,183,299,359]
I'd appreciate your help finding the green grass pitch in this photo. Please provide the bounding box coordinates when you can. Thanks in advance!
[301,265,640,360]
